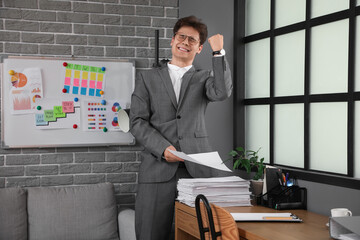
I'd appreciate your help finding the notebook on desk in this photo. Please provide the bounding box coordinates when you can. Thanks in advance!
[230,212,303,222]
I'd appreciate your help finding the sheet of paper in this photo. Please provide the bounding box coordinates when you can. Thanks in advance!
[230,212,302,222]
[168,150,232,172]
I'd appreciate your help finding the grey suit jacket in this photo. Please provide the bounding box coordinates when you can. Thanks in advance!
[130,56,232,183]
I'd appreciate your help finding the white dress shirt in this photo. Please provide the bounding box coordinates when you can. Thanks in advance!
[167,63,192,103]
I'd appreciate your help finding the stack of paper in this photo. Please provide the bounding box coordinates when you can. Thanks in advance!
[177,176,251,207]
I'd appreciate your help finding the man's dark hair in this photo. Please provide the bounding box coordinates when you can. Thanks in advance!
[173,16,208,45]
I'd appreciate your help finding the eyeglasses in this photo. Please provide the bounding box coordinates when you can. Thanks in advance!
[174,32,200,45]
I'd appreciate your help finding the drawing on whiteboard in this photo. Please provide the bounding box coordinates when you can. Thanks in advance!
[62,62,106,98]
[9,68,43,115]
[34,99,80,129]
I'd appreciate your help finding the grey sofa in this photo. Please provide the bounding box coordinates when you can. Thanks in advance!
[0,183,136,240]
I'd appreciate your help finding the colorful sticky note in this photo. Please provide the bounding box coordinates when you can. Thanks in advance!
[66,63,74,69]
[90,72,96,81]
[62,101,74,113]
[53,106,66,118]
[64,77,71,85]
[81,80,88,88]
[63,85,70,93]
[90,66,97,72]
[82,72,88,79]
[96,81,103,89]
[82,65,89,71]
[44,110,56,122]
[74,64,82,71]
[89,88,95,96]
[65,69,72,78]
[81,88,87,95]
[97,74,104,81]
[72,86,79,94]
[89,80,96,88]
[73,78,80,86]
[74,71,80,79]
[35,114,48,126]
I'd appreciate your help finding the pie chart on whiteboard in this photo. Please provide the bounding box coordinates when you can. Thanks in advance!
[11,73,28,88]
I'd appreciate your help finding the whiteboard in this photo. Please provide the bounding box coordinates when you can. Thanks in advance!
[1,56,135,148]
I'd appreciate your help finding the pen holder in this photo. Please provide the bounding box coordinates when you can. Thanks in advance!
[256,185,307,210]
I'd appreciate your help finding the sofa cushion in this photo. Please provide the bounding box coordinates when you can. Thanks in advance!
[27,183,119,240]
[0,187,28,240]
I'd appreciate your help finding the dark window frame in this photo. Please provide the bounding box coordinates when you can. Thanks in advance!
[234,0,360,190]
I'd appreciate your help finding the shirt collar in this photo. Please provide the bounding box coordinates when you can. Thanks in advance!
[167,63,193,72]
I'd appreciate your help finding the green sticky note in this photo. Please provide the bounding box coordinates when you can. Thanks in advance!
[44,110,56,122]
[82,65,90,71]
[53,106,66,118]
[90,66,97,72]
[74,64,82,70]
[66,63,74,69]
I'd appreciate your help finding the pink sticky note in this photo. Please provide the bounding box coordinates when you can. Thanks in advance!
[89,80,96,88]
[62,101,74,113]
[64,77,71,85]
[81,80,88,88]
[96,81,103,89]
[73,78,80,86]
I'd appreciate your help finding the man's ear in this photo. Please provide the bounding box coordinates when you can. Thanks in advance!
[196,45,203,54]
[170,37,175,46]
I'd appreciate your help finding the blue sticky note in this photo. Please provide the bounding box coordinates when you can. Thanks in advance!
[81,87,87,95]
[96,89,101,97]
[64,85,70,94]
[72,86,79,94]
[35,114,48,126]
[89,88,95,96]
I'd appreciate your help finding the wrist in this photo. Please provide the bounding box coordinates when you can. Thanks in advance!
[212,49,225,56]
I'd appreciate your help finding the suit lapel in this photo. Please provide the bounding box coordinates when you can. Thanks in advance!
[178,66,195,107]
[158,66,178,109]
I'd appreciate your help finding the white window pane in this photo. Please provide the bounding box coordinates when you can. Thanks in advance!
[275,0,306,28]
[356,16,360,91]
[358,0,360,6]
[245,39,270,98]
[246,0,270,36]
[310,102,347,174]
[275,30,305,96]
[274,104,304,168]
[310,20,349,94]
[355,102,360,178]
[245,105,270,164]
[311,0,349,18]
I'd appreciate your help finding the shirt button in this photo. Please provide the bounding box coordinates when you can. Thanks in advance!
[177,115,181,119]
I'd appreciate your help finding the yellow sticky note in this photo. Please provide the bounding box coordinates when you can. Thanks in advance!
[82,71,88,79]
[97,74,103,81]
[90,72,96,81]
[65,69,72,78]
[74,70,80,79]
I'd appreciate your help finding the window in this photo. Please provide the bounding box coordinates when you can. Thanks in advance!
[234,0,360,189]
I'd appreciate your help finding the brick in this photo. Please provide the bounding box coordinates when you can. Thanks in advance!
[56,34,87,45]
[22,10,56,21]
[0,43,3,52]
[115,194,135,204]
[74,174,105,184]
[106,173,136,183]
[122,16,151,26]
[90,0,118,3]
[0,148,21,155]
[57,147,89,153]
[136,6,164,17]
[0,31,20,42]
[40,44,71,55]
[0,8,22,19]
[74,46,104,56]
[6,177,40,187]
[89,146,121,152]
[39,0,71,11]
[41,153,73,164]
[73,2,104,13]
[0,178,4,188]
[117,183,137,193]
[105,47,134,57]
[121,37,148,47]
[6,155,40,165]
[57,12,89,23]
[88,36,118,46]
[106,152,136,162]
[105,26,134,36]
[136,27,164,37]
[0,166,24,177]
[123,162,140,172]
[4,0,38,9]
[150,37,171,48]
[74,24,105,35]
[26,165,58,176]
[40,22,72,33]
[0,156,4,166]
[152,17,177,28]
[166,8,178,18]
[60,164,91,174]
[137,48,156,58]
[151,0,178,7]
[93,163,122,173]
[22,148,56,154]
[90,14,120,25]
[22,32,54,44]
[104,4,135,15]
[121,0,149,5]
[5,20,39,32]
[75,152,105,163]
[166,28,174,38]
[41,175,73,186]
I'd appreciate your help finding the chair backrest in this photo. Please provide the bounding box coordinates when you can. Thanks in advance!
[195,194,240,240]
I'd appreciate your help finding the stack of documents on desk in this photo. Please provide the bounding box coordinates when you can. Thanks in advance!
[177,176,251,207]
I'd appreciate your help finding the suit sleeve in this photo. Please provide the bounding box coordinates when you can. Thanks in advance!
[129,72,171,160]
[205,56,233,101]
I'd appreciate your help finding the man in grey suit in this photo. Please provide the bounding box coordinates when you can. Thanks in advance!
[130,16,232,240]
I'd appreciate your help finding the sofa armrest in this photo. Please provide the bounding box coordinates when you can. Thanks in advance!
[118,209,136,240]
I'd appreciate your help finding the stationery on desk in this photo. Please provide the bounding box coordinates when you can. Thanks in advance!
[230,212,303,222]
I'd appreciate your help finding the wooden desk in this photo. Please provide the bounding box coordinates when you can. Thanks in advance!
[175,201,331,240]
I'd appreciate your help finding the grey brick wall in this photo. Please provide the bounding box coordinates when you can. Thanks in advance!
[0,0,178,209]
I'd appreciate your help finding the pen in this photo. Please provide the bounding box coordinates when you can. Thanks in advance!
[262,216,293,220]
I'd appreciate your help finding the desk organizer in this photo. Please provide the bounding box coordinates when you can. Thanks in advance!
[256,185,307,210]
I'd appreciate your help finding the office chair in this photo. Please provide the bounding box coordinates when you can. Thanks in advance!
[195,194,239,240]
